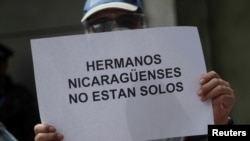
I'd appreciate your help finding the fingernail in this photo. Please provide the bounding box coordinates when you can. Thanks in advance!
[198,90,202,96]
[200,79,204,84]
[57,133,64,139]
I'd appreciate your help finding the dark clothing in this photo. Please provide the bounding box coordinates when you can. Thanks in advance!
[0,76,40,141]
[185,135,208,141]
[151,135,207,141]
[0,122,17,141]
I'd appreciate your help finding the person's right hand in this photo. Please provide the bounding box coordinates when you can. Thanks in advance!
[34,124,64,141]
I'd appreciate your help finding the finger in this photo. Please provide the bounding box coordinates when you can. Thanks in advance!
[35,133,63,141]
[200,84,233,101]
[198,78,230,97]
[200,71,220,85]
[34,124,56,135]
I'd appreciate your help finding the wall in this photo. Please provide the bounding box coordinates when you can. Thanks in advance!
[176,0,250,124]
[208,0,250,124]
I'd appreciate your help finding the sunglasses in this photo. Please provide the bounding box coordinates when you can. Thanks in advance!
[84,13,144,33]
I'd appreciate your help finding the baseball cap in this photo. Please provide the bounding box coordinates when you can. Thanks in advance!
[81,0,143,23]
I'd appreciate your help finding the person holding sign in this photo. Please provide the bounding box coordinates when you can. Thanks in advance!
[33,0,235,141]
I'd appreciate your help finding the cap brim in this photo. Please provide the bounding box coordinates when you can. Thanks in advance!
[81,2,138,23]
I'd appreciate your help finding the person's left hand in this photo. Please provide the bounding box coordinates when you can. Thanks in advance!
[198,71,235,124]
[34,123,63,141]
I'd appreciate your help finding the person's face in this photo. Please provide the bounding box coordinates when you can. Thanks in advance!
[84,9,144,33]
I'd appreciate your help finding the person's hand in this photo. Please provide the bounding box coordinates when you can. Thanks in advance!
[34,123,63,141]
[198,71,235,124]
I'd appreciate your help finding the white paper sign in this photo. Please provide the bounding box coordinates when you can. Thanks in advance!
[31,27,214,141]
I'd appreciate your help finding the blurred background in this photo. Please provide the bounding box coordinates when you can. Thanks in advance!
[0,0,249,140]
